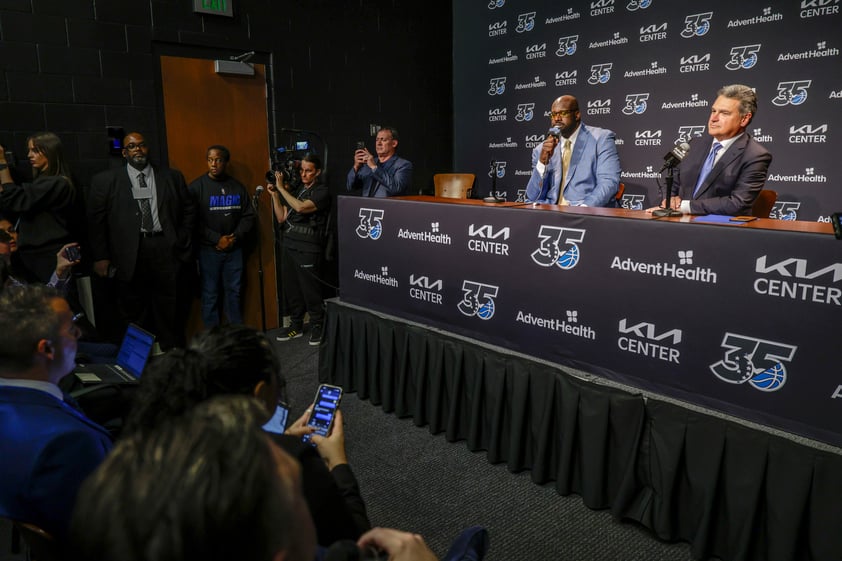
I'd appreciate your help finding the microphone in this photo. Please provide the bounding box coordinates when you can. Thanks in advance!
[547,126,561,140]
[483,160,505,203]
[254,185,265,195]
[660,141,691,171]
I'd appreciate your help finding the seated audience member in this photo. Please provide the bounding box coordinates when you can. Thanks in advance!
[648,83,772,216]
[122,324,371,545]
[346,127,414,197]
[0,285,112,540]
[69,396,318,561]
[0,229,80,291]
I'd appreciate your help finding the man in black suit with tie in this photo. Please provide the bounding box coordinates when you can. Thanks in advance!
[650,84,772,216]
[87,132,196,349]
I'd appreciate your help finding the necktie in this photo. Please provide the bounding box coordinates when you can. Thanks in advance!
[559,139,572,205]
[693,142,722,197]
[138,173,154,232]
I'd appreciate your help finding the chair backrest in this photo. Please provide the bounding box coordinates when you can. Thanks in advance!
[434,174,475,199]
[615,182,625,201]
[751,189,777,218]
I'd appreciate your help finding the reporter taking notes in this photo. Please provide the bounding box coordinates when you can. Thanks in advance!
[647,84,772,216]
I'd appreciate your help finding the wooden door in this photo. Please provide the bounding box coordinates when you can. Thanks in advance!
[160,55,276,332]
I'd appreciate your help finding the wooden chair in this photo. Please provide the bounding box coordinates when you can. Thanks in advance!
[434,173,475,199]
[615,182,625,202]
[751,189,777,218]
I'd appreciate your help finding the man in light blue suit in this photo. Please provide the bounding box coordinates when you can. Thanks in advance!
[525,95,621,207]
[0,285,112,541]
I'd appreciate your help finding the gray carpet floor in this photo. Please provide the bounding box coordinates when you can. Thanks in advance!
[275,329,697,561]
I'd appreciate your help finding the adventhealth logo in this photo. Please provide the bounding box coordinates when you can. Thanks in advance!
[710,333,797,392]
[355,208,384,240]
[531,226,586,269]
[457,281,499,320]
[611,250,718,283]
[516,308,596,339]
[753,256,841,305]
[725,44,761,70]
[397,222,452,246]
[617,318,682,363]
[354,265,398,287]
[681,12,713,38]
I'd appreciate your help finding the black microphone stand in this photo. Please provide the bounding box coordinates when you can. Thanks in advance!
[483,160,505,203]
[652,165,682,217]
[252,190,267,332]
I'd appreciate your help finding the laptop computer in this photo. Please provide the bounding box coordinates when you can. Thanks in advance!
[73,324,156,385]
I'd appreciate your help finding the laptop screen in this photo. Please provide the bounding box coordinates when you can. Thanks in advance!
[115,324,156,378]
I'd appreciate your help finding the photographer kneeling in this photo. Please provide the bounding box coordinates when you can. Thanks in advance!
[267,154,330,346]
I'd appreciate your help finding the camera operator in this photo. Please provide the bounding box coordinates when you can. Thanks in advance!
[267,154,330,346]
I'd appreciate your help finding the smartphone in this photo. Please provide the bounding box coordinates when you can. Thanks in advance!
[64,245,82,261]
[729,216,757,223]
[355,141,366,151]
[301,384,343,445]
[262,401,290,435]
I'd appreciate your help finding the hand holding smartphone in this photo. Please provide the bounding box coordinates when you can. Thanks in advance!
[301,384,343,445]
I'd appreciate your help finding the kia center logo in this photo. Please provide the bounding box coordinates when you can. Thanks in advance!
[531,226,586,269]
[457,281,499,320]
[355,208,385,240]
[710,333,797,392]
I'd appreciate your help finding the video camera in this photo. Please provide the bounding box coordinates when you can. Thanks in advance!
[265,141,311,187]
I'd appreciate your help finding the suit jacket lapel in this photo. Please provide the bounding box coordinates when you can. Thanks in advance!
[564,125,590,189]
[695,135,747,199]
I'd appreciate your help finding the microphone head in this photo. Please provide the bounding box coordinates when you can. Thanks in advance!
[255,185,265,194]
[547,126,561,139]
[674,141,691,159]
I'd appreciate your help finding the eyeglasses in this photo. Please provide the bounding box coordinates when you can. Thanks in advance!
[72,312,85,324]
[550,110,577,119]
[125,142,147,151]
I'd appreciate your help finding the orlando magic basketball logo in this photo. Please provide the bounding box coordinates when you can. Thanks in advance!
[709,333,797,392]
[457,281,500,320]
[627,0,651,10]
[588,63,612,85]
[772,80,811,106]
[622,93,649,115]
[681,12,713,38]
[355,208,385,240]
[725,44,761,70]
[530,226,586,270]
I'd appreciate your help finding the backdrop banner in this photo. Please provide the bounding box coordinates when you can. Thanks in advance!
[338,196,841,447]
[453,0,841,222]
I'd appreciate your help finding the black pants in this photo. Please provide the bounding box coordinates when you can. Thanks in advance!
[281,246,324,328]
[117,235,183,350]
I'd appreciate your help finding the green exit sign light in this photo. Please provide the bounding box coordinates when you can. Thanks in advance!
[193,0,233,17]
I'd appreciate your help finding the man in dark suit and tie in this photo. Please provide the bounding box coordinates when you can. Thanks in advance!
[87,132,196,349]
[654,84,772,216]
[0,285,112,541]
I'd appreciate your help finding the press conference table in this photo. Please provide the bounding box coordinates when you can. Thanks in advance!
[334,194,840,447]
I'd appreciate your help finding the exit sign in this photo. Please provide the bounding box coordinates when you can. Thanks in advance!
[193,0,233,17]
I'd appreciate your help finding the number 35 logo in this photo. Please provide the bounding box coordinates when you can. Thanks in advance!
[709,333,797,392]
